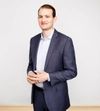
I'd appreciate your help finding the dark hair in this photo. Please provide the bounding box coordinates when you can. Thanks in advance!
[38,4,56,18]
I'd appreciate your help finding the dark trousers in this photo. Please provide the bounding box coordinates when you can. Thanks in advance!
[33,86,49,111]
[33,85,67,111]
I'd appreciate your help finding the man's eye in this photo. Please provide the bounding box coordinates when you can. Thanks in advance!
[38,16,42,18]
[46,16,49,18]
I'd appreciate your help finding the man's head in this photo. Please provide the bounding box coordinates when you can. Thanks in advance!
[38,4,56,18]
[38,4,57,31]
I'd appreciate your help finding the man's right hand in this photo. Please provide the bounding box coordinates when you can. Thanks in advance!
[27,71,38,84]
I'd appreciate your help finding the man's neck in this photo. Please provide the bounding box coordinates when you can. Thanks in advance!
[42,28,54,39]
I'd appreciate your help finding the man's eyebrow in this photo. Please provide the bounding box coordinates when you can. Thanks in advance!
[38,15,43,17]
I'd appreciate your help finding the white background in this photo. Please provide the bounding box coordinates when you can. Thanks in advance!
[0,0,100,106]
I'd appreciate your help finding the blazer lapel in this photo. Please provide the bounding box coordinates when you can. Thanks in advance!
[44,30,58,70]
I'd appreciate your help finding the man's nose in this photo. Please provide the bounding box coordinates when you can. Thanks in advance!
[41,17,46,22]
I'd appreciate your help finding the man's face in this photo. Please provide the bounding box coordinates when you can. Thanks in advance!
[38,8,56,31]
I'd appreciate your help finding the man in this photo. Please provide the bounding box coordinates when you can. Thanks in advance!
[27,4,77,111]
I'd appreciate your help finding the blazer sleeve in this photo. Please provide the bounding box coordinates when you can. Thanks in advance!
[49,37,77,86]
[27,38,33,73]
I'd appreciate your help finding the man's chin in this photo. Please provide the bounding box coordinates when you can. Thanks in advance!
[41,28,49,31]
[41,27,53,31]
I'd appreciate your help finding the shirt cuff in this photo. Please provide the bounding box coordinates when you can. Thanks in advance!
[47,73,50,81]
[28,71,33,74]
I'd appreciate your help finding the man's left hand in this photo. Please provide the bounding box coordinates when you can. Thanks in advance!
[33,70,49,83]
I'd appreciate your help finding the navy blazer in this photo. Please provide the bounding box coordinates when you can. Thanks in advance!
[27,29,77,111]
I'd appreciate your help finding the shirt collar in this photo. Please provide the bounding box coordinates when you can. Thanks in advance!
[41,28,54,40]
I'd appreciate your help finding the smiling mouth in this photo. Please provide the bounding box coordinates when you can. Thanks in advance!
[41,22,48,25]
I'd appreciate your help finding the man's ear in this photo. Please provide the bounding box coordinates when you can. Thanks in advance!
[54,16,57,22]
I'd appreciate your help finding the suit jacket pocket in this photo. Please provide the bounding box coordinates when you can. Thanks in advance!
[55,82,67,91]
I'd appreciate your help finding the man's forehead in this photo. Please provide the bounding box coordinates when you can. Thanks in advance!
[38,8,53,14]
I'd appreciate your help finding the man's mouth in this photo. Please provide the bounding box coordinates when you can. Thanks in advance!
[41,22,47,25]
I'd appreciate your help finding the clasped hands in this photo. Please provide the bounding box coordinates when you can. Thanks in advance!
[27,70,48,84]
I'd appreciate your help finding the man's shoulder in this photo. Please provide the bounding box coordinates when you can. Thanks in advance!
[56,30,71,40]
[31,33,41,40]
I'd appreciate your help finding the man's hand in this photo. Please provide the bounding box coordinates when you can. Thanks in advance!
[27,71,49,84]
[27,71,38,84]
[34,70,49,83]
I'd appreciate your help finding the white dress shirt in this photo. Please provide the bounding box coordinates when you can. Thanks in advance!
[36,29,54,88]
